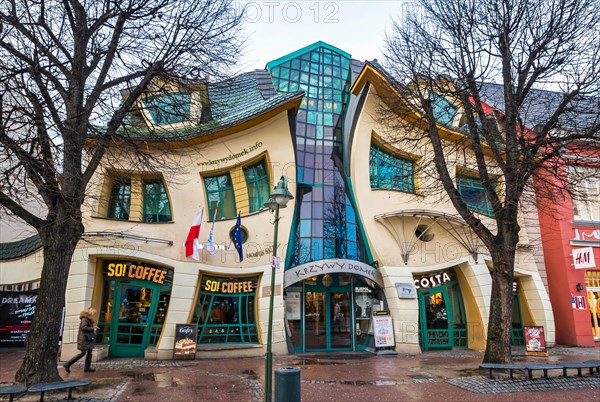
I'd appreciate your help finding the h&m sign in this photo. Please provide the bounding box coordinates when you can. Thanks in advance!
[572,247,596,269]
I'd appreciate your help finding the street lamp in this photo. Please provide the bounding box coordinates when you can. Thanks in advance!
[264,176,294,402]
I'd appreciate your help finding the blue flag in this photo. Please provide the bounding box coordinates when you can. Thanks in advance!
[231,212,244,262]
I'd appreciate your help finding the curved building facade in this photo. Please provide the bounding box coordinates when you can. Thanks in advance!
[0,42,556,358]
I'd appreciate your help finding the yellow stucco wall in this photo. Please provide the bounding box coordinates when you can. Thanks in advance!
[350,85,555,348]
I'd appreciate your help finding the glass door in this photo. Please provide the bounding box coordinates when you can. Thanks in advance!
[419,288,452,350]
[111,281,159,357]
[330,292,351,349]
[305,291,326,350]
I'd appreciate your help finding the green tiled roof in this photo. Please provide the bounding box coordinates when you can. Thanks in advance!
[118,70,303,141]
[0,234,42,261]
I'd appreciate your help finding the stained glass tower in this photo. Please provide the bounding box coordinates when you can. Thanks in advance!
[267,42,371,267]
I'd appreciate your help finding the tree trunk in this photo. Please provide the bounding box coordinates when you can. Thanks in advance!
[483,248,516,363]
[15,217,81,385]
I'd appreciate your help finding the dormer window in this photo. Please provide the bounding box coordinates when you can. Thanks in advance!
[430,92,457,127]
[142,92,192,125]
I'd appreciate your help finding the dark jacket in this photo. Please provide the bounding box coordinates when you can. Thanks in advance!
[77,309,96,351]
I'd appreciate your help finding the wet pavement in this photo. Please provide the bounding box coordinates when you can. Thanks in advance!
[0,346,599,401]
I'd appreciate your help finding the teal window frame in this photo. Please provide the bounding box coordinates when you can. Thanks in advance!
[457,175,495,217]
[369,145,415,193]
[243,160,270,213]
[142,178,172,222]
[204,173,237,220]
[430,93,457,127]
[191,275,259,344]
[107,178,131,220]
[142,92,192,125]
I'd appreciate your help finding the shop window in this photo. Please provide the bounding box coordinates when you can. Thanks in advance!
[204,173,237,220]
[430,92,458,127]
[141,92,192,125]
[191,274,259,344]
[457,175,495,217]
[96,261,173,352]
[243,161,270,213]
[369,144,415,193]
[143,179,172,222]
[107,178,131,220]
[569,166,600,222]
[585,271,600,341]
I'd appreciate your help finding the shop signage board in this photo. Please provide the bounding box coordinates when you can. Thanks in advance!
[284,259,384,287]
[372,311,395,347]
[105,261,170,284]
[395,282,417,299]
[413,270,454,290]
[173,324,197,359]
[524,326,548,356]
[0,292,37,346]
[572,247,596,269]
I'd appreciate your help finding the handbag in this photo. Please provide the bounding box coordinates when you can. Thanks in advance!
[84,333,96,342]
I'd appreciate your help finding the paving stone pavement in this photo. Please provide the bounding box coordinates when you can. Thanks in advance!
[448,375,600,394]
[2,347,599,401]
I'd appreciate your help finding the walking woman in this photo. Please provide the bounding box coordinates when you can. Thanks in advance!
[63,307,97,373]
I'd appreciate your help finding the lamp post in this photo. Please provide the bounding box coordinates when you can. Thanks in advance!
[263,176,294,402]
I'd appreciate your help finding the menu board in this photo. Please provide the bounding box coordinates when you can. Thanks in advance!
[173,324,198,359]
[0,292,37,346]
[372,311,395,347]
[524,326,547,355]
[285,292,301,320]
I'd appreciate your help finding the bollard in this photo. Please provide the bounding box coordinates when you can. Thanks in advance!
[274,367,301,402]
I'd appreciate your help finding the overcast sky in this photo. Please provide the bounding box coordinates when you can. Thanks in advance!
[234,0,409,71]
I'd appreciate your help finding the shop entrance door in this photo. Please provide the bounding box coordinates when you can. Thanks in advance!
[110,281,160,357]
[419,288,452,350]
[304,291,352,351]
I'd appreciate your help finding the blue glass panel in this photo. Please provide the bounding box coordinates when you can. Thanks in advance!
[324,239,335,259]
[347,223,357,241]
[311,238,323,260]
[303,167,314,183]
[268,45,370,267]
[300,220,311,237]
[347,242,358,260]
[311,219,323,237]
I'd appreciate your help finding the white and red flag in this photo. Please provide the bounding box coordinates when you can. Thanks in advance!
[185,208,204,260]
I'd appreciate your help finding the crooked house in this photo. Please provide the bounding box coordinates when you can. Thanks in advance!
[0,42,555,359]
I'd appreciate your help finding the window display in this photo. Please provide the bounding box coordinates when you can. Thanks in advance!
[191,274,259,344]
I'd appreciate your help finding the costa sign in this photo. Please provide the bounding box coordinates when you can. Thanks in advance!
[413,271,453,290]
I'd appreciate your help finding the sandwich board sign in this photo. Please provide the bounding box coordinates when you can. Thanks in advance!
[173,324,197,359]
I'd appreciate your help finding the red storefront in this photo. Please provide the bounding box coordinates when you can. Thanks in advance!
[536,146,600,346]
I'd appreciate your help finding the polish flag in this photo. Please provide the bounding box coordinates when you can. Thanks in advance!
[185,208,203,260]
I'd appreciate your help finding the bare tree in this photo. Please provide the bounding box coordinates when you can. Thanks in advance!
[0,0,244,385]
[381,0,599,363]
